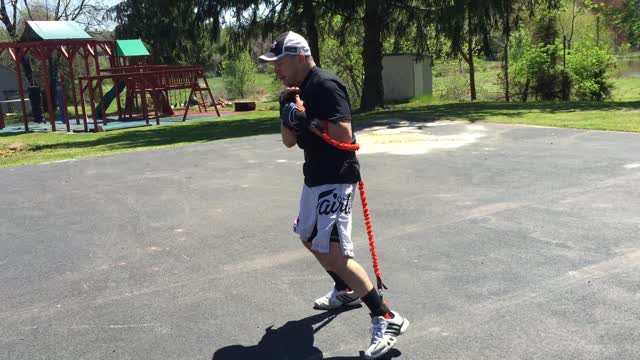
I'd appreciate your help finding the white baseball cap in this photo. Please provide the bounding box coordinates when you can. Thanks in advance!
[258,31,311,62]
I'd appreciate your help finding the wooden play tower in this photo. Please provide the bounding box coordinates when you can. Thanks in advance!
[0,21,219,132]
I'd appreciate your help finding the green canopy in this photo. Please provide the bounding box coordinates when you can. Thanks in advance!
[21,21,92,41]
[115,39,150,57]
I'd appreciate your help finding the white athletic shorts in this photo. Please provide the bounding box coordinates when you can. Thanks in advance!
[293,183,356,257]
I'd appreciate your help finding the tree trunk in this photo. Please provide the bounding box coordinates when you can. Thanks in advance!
[302,0,320,67]
[467,10,477,101]
[468,41,477,101]
[503,0,511,102]
[522,78,530,102]
[504,39,510,102]
[360,0,384,111]
[482,30,494,60]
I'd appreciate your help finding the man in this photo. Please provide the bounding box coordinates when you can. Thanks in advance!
[258,31,409,359]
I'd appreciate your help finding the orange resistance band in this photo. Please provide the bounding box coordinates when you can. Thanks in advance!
[296,97,387,293]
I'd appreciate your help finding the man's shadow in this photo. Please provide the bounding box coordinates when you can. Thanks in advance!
[211,306,402,360]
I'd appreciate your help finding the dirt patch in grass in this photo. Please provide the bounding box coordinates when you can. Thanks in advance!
[1,142,33,158]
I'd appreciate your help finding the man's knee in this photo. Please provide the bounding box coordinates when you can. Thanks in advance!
[303,241,347,270]
[323,244,349,270]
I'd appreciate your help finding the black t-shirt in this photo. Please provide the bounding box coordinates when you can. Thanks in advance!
[296,67,361,187]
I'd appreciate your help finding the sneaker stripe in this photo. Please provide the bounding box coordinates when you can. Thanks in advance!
[386,322,403,335]
[337,294,358,303]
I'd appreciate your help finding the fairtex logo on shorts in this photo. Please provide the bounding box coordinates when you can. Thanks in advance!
[317,188,353,215]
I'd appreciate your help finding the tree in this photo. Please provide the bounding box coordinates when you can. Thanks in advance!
[320,15,364,103]
[615,0,640,49]
[360,0,440,110]
[501,0,514,101]
[495,0,531,102]
[196,0,332,67]
[197,0,440,110]
[437,0,497,101]
[566,36,613,101]
[109,0,215,65]
[360,0,384,110]
[223,51,257,98]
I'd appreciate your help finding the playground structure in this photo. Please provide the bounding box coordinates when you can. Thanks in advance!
[0,21,220,132]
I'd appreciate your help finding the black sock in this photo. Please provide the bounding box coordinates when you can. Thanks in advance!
[327,271,349,291]
[361,288,390,318]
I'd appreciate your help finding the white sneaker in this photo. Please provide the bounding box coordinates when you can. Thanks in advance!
[313,287,362,310]
[364,310,410,359]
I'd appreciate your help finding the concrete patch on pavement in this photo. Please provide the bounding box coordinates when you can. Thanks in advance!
[357,121,486,155]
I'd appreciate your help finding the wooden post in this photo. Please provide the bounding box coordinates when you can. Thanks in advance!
[97,78,107,125]
[182,85,195,122]
[40,48,57,132]
[59,74,70,132]
[140,82,149,125]
[150,89,160,125]
[11,48,30,131]
[78,78,89,132]
[87,80,99,131]
[0,99,4,129]
[201,75,220,117]
[67,56,81,125]
[115,77,123,120]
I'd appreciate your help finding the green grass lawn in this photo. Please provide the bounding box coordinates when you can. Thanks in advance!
[611,77,640,101]
[3,98,639,168]
[374,100,640,131]
[2,57,639,168]
[0,111,280,167]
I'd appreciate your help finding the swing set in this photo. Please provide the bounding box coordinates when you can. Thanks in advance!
[0,21,220,132]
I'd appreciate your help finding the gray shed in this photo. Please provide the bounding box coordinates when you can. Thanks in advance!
[0,65,23,113]
[382,54,433,102]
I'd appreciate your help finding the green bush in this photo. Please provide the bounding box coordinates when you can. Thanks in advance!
[222,52,257,99]
[509,28,558,101]
[567,38,614,101]
[509,10,579,101]
[320,16,364,108]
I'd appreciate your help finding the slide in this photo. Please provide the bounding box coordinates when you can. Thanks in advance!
[95,80,127,119]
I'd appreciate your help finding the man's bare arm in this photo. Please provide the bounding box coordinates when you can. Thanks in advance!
[281,123,297,148]
[325,119,353,143]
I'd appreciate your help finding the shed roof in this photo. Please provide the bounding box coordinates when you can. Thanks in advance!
[21,21,92,41]
[115,39,150,57]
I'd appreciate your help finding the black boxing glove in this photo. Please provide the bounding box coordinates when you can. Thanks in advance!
[279,90,298,111]
[280,102,307,131]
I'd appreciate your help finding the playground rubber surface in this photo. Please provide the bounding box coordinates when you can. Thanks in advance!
[0,109,235,133]
[1,121,639,359]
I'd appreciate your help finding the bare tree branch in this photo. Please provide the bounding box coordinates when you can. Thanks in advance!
[23,0,33,20]
[55,0,61,19]
[69,0,87,20]
[61,0,71,19]
[1,0,14,35]
[12,0,17,30]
